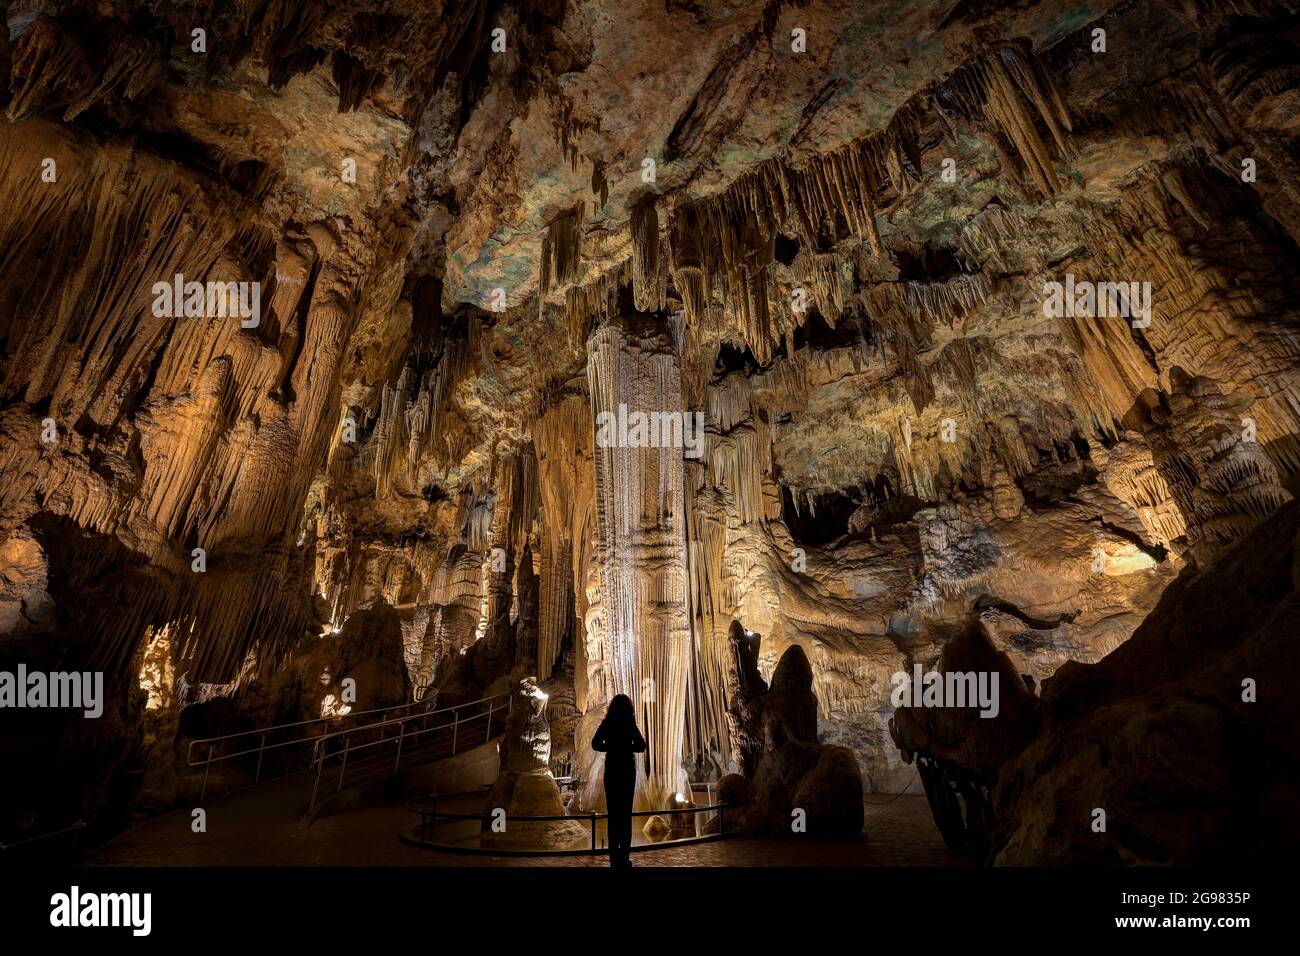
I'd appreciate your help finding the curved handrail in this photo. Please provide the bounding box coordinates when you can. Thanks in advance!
[403,795,732,854]
[308,692,509,764]
[306,692,511,813]
[185,689,441,768]
[182,689,508,806]
[408,805,722,823]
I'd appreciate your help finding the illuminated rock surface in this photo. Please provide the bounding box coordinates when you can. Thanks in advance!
[0,0,1298,859]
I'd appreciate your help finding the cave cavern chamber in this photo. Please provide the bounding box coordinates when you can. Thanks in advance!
[2,0,1300,893]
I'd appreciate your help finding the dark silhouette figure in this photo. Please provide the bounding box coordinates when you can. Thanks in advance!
[591,694,646,867]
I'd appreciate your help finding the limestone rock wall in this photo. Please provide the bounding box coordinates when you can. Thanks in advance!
[2,0,1300,842]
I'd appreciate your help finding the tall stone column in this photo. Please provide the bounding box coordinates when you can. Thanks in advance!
[584,315,693,806]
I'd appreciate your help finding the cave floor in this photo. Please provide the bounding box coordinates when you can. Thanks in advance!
[81,786,967,867]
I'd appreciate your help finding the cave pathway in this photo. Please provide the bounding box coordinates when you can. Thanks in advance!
[82,789,966,867]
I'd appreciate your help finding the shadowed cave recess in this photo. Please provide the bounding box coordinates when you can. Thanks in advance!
[1,0,1299,868]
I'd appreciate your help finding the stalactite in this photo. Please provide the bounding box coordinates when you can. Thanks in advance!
[507,445,541,560]
[592,159,609,211]
[539,204,585,322]
[563,262,625,350]
[373,365,416,500]
[458,475,495,553]
[1101,437,1188,548]
[787,141,884,255]
[536,395,595,682]
[0,117,368,682]
[331,50,385,112]
[863,280,936,413]
[906,271,992,327]
[936,45,1074,198]
[667,203,711,328]
[957,203,1029,272]
[982,54,1060,195]
[368,335,471,485]
[790,251,848,322]
[1133,370,1293,566]
[63,32,161,121]
[682,470,735,766]
[664,108,918,358]
[998,46,1073,157]
[1062,148,1300,476]
[631,197,665,313]
[5,15,93,121]
[704,374,769,527]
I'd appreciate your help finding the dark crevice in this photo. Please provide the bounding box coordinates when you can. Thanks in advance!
[781,485,859,547]
[791,306,874,353]
[1089,515,1169,564]
[714,342,766,377]
[972,593,1079,629]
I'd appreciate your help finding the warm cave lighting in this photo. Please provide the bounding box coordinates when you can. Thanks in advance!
[320,694,351,718]
[136,625,173,711]
[0,0,1292,933]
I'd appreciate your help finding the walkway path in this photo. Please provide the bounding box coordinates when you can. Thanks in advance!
[83,792,967,867]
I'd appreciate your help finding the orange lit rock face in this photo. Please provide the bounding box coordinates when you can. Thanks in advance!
[1,0,1299,843]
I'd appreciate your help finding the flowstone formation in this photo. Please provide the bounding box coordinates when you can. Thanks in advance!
[2,0,1300,855]
[581,316,695,806]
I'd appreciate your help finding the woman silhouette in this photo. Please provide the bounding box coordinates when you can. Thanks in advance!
[591,694,647,867]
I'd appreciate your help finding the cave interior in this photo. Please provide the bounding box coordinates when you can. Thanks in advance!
[1,0,1300,867]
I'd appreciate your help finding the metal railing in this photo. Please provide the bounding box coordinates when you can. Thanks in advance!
[550,775,716,812]
[186,689,442,800]
[404,796,731,854]
[0,820,88,856]
[307,692,510,814]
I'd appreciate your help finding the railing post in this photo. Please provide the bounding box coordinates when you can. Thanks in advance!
[338,736,350,792]
[200,742,213,802]
[451,709,459,754]
[309,749,323,816]
[254,730,267,783]
[394,720,405,773]
[590,812,597,852]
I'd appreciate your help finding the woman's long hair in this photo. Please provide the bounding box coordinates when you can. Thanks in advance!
[601,693,636,735]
